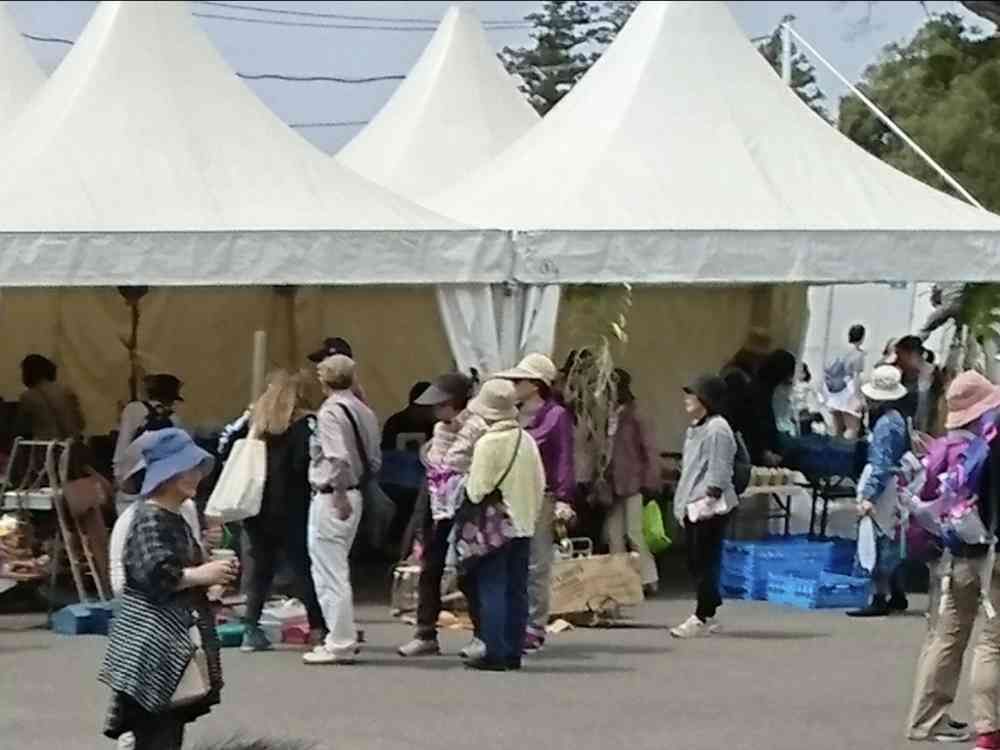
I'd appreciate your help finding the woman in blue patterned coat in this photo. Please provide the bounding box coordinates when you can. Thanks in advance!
[99,429,237,750]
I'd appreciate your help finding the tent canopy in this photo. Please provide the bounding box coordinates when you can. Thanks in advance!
[0,1,508,287]
[431,0,1000,284]
[0,1,44,123]
[338,4,539,201]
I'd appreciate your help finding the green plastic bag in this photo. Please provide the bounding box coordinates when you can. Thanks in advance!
[643,500,672,555]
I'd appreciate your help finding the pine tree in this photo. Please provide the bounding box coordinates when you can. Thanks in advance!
[756,16,830,121]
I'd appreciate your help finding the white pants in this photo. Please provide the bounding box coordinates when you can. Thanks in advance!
[604,494,659,587]
[308,490,362,655]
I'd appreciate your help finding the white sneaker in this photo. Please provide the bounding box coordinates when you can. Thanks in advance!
[706,617,722,634]
[303,646,356,665]
[670,615,710,639]
[459,638,486,661]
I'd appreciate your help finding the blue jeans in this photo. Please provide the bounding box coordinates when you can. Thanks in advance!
[473,538,531,666]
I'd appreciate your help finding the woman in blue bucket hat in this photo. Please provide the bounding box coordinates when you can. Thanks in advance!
[99,428,237,750]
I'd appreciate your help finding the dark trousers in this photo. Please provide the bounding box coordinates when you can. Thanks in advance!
[243,519,324,630]
[415,518,454,638]
[131,716,185,750]
[472,538,531,666]
[684,513,729,622]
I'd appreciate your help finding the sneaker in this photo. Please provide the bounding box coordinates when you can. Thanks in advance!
[308,629,328,648]
[847,595,891,618]
[459,638,486,661]
[670,615,710,639]
[303,646,355,665]
[921,718,972,743]
[464,657,508,672]
[398,638,441,658]
[706,617,723,634]
[523,632,545,655]
[946,717,969,732]
[240,626,273,653]
[889,594,910,614]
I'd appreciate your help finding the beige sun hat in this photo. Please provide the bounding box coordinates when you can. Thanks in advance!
[494,353,558,386]
[468,379,518,422]
[861,365,908,402]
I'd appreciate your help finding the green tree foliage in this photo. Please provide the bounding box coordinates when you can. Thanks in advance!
[839,13,1000,208]
[756,16,830,121]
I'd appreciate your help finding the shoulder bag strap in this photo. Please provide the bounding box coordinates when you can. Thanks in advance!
[492,428,523,494]
[337,403,372,482]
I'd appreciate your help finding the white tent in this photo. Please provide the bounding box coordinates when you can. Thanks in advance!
[338,4,538,202]
[0,1,43,124]
[337,4,549,377]
[432,0,1000,286]
[0,1,499,431]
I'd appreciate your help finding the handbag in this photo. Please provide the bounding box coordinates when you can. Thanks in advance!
[205,425,266,522]
[338,405,397,549]
[170,625,211,709]
[453,429,522,570]
[642,500,671,555]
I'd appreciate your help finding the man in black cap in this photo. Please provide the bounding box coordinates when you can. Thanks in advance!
[112,373,185,515]
[307,336,354,364]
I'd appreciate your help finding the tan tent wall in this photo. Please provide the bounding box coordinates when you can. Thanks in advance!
[0,286,453,437]
[555,284,809,453]
[293,286,454,422]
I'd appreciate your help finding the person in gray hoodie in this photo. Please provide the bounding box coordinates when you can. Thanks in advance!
[671,375,739,640]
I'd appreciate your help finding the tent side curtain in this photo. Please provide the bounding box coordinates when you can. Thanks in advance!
[0,230,513,286]
[513,230,1000,284]
[437,283,562,377]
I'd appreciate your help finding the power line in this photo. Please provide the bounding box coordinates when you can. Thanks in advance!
[21,32,73,45]
[192,11,528,32]
[238,72,403,84]
[289,120,369,129]
[194,1,528,27]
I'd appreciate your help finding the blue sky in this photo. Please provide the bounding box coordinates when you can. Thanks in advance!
[7,1,990,153]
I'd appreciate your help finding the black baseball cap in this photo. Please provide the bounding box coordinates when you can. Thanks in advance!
[145,374,184,403]
[308,336,354,363]
[415,373,473,407]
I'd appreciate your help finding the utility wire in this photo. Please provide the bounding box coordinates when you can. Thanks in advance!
[21,32,73,45]
[192,11,528,32]
[289,120,369,129]
[194,1,528,27]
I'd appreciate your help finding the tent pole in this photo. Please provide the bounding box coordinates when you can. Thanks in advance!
[781,21,792,86]
[786,25,984,210]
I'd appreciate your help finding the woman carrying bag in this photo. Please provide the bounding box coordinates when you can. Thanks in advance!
[459,379,545,672]
[99,429,237,750]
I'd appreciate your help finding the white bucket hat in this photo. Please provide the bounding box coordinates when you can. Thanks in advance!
[468,379,519,422]
[861,365,908,402]
[494,353,558,386]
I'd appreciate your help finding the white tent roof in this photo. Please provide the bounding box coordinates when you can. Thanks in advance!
[337,4,539,201]
[0,1,509,287]
[0,1,44,123]
[430,0,1000,284]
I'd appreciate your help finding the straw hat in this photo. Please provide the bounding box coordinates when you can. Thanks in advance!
[861,365,908,402]
[494,353,558,386]
[468,379,518,422]
[945,371,1000,429]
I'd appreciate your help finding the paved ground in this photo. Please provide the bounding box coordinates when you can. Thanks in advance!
[0,584,966,750]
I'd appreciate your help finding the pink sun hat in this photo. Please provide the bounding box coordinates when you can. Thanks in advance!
[946,371,1000,430]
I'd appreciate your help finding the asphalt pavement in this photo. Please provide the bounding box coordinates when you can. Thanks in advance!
[0,589,956,750]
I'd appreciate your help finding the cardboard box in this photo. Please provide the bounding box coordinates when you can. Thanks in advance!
[549,553,643,616]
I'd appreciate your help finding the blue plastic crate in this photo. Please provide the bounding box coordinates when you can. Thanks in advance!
[766,571,870,610]
[720,568,767,599]
[722,537,853,596]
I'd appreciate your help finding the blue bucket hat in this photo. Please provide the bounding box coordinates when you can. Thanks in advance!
[125,428,214,497]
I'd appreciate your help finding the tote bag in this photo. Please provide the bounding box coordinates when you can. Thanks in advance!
[205,426,266,522]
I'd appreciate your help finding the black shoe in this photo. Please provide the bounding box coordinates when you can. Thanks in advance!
[464,657,508,672]
[888,594,909,613]
[847,596,891,618]
[506,658,522,671]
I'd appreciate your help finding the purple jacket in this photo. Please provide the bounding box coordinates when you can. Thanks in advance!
[611,403,660,499]
[524,399,575,501]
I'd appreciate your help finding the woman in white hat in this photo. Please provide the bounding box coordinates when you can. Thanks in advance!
[495,353,575,654]
[848,365,912,618]
[461,379,545,671]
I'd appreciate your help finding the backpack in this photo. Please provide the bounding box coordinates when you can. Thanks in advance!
[824,356,849,394]
[908,410,999,555]
[732,431,752,495]
[133,401,175,440]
